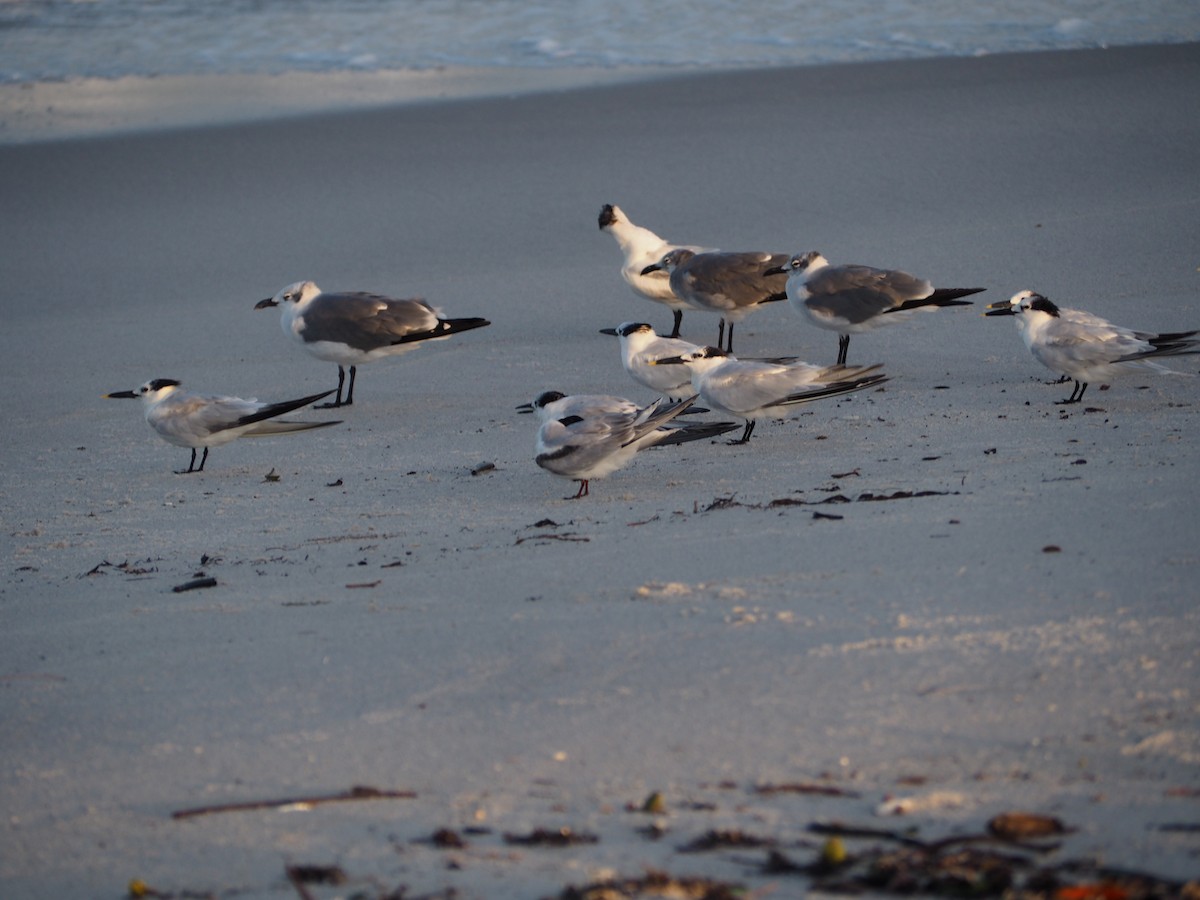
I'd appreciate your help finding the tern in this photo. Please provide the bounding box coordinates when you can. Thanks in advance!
[104,379,340,473]
[598,204,713,338]
[766,251,984,365]
[984,290,1200,404]
[640,248,789,354]
[652,347,888,444]
[256,280,491,408]
[522,391,739,498]
[598,321,704,401]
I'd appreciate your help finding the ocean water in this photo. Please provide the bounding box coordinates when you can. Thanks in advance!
[2,0,1198,84]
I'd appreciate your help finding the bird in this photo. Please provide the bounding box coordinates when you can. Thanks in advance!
[765,251,985,365]
[521,391,739,498]
[598,204,713,338]
[640,248,790,353]
[517,391,638,420]
[984,290,1200,404]
[255,281,491,408]
[651,346,889,444]
[104,379,340,473]
[598,321,704,401]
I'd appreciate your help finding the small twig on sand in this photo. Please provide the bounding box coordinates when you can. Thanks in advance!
[171,785,416,820]
[171,576,217,593]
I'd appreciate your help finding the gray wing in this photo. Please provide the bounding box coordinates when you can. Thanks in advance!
[804,265,932,323]
[300,292,439,351]
[1038,317,1149,364]
[674,252,789,309]
[535,414,630,475]
[701,360,827,413]
[148,393,262,443]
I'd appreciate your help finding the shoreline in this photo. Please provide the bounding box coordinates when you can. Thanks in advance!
[0,39,1192,145]
[0,65,696,145]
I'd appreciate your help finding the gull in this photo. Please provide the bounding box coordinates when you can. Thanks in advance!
[598,321,704,401]
[521,391,739,498]
[766,251,985,365]
[256,281,491,408]
[652,347,888,444]
[984,290,1200,404]
[104,379,340,473]
[641,248,789,353]
[598,204,713,338]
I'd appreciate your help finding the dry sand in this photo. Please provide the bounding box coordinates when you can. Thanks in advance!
[1,44,1199,898]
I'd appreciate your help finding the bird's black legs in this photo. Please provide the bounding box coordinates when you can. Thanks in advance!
[836,334,850,366]
[729,420,755,444]
[176,447,208,475]
[717,320,735,353]
[1056,381,1088,405]
[714,318,737,352]
[669,309,683,339]
[318,365,356,408]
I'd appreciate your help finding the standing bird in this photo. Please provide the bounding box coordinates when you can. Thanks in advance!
[984,290,1200,404]
[641,248,790,354]
[652,347,888,444]
[598,204,713,338]
[104,379,339,473]
[599,321,704,401]
[522,391,738,498]
[767,251,984,365]
[256,281,491,408]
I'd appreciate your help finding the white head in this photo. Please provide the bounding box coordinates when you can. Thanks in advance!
[104,378,183,406]
[640,247,695,277]
[515,390,568,422]
[255,280,322,310]
[612,321,656,342]
[785,251,828,277]
[652,345,729,373]
[985,289,1059,321]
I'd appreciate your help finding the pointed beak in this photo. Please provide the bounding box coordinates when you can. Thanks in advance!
[515,402,534,413]
[650,355,686,366]
[104,390,139,399]
[254,297,278,310]
[639,263,663,276]
[598,327,618,336]
[983,300,1016,317]
[763,265,786,276]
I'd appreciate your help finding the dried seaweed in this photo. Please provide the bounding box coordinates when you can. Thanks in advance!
[514,532,590,545]
[504,826,598,847]
[553,869,743,900]
[678,828,777,853]
[700,489,958,513]
[761,821,1194,899]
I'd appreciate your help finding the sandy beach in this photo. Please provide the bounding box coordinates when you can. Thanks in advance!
[2,43,1199,898]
